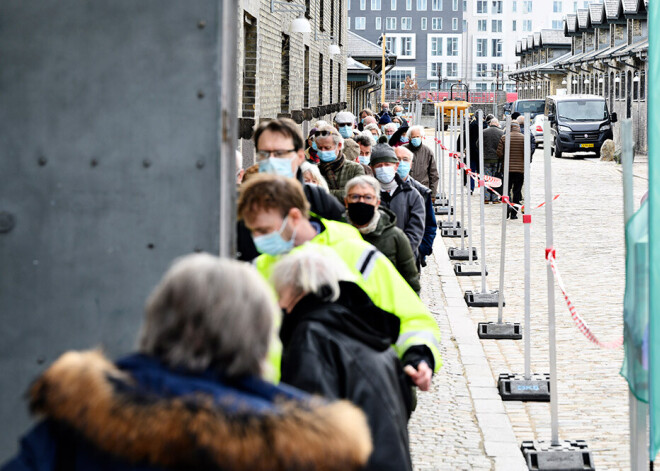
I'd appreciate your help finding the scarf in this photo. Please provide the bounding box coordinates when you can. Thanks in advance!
[319,153,345,189]
[346,209,381,235]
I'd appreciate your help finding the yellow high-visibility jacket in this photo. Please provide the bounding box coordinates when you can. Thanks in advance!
[255,218,442,382]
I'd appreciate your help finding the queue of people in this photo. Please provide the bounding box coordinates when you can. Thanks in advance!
[3,105,444,471]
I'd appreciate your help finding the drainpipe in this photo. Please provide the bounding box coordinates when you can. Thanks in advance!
[354,71,377,114]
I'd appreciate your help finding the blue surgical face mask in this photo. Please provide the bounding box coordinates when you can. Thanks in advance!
[361,118,365,125]
[396,160,411,179]
[338,125,353,139]
[411,137,423,148]
[395,112,403,117]
[371,135,378,145]
[258,156,295,178]
[374,166,396,184]
[252,215,296,256]
[359,155,371,165]
[394,123,400,130]
[400,136,410,144]
[317,148,338,163]
[312,141,318,151]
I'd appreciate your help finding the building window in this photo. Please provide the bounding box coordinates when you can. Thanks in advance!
[523,0,532,12]
[371,0,381,9]
[475,82,487,91]
[242,13,257,118]
[406,0,412,10]
[491,1,502,13]
[304,46,310,108]
[476,38,487,57]
[360,0,366,9]
[400,36,413,56]
[417,0,427,10]
[476,0,487,13]
[329,60,333,103]
[553,1,562,12]
[432,17,442,30]
[492,20,502,32]
[477,19,487,31]
[551,20,562,29]
[421,17,427,29]
[375,17,382,29]
[430,82,438,90]
[401,17,412,29]
[523,20,532,31]
[447,37,458,56]
[385,36,395,52]
[512,0,517,12]
[476,63,488,77]
[281,34,290,113]
[430,36,443,55]
[318,54,324,104]
[432,0,443,10]
[385,17,396,29]
[391,0,397,8]
[386,68,415,90]
[354,17,366,29]
[348,0,351,9]
[453,0,459,10]
[446,62,458,77]
[386,34,416,58]
[491,38,502,56]
[430,62,443,78]
[452,18,458,30]
[512,20,517,31]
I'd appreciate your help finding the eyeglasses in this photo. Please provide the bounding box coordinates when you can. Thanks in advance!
[313,130,333,137]
[256,149,297,159]
[336,123,352,127]
[347,193,377,203]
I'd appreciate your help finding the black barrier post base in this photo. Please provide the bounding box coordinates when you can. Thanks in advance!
[477,321,521,339]
[448,247,478,260]
[434,206,454,216]
[439,219,461,229]
[498,373,550,402]
[464,290,501,307]
[520,440,595,471]
[434,197,450,207]
[454,262,485,276]
[441,227,468,238]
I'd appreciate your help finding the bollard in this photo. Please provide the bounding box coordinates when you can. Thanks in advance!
[453,111,482,273]
[439,107,457,228]
[442,106,467,238]
[464,111,498,306]
[498,112,549,401]
[519,119,595,471]
[435,105,452,214]
[474,115,520,334]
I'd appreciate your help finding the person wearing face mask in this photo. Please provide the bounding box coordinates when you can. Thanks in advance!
[236,119,344,262]
[369,143,425,257]
[392,105,409,127]
[304,127,319,163]
[315,125,365,203]
[238,173,443,391]
[394,147,437,268]
[405,126,439,199]
[364,123,380,146]
[344,176,419,292]
[378,113,392,135]
[358,108,375,131]
[333,112,360,162]
[354,134,375,175]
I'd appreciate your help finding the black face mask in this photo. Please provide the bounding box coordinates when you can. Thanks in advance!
[347,202,376,226]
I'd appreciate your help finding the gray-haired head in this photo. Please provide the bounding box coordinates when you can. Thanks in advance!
[489,118,500,127]
[516,115,525,125]
[345,175,381,198]
[139,254,275,378]
[316,125,344,146]
[383,122,398,133]
[407,125,425,138]
[271,248,353,305]
[364,123,380,133]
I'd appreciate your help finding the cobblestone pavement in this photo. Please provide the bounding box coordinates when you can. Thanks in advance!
[429,137,648,470]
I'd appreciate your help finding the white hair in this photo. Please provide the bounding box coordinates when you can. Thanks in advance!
[140,254,275,378]
[300,161,330,192]
[313,120,330,128]
[407,125,425,137]
[271,248,354,304]
[490,118,500,127]
[345,175,381,196]
[517,116,525,124]
[384,123,398,133]
[394,145,414,161]
[364,123,380,133]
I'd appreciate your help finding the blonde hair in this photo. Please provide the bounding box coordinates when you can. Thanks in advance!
[300,161,330,193]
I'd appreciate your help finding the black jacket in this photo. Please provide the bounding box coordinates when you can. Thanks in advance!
[379,175,426,256]
[280,282,413,471]
[237,169,345,261]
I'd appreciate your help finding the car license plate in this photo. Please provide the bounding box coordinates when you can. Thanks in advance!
[580,143,594,148]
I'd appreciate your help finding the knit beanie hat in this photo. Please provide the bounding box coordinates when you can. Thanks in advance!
[378,113,392,125]
[369,143,398,166]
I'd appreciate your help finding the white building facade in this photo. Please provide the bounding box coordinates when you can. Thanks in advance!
[462,0,603,92]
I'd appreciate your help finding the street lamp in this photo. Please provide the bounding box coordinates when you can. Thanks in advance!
[328,44,341,55]
[271,0,311,33]
[561,78,567,85]
[633,73,640,83]
[584,78,590,84]
[598,77,604,83]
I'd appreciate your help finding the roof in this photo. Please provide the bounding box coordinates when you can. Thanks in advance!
[526,35,534,50]
[540,29,572,46]
[565,14,578,34]
[533,32,542,48]
[345,31,396,60]
[509,52,572,76]
[577,9,590,29]
[589,3,606,24]
[516,41,522,54]
[622,0,645,14]
[346,57,372,71]
[610,36,648,57]
[604,0,623,19]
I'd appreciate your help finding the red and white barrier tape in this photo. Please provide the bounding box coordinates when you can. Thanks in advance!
[546,249,623,350]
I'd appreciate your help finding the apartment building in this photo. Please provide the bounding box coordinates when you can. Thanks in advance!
[348,0,464,92]
[462,0,603,92]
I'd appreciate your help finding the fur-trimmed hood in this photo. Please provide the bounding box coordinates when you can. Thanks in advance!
[23,350,372,471]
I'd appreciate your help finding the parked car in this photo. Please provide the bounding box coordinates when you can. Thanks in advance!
[531,114,545,147]
[545,94,617,158]
[511,99,546,120]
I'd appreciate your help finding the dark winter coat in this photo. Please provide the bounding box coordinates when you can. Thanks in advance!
[361,208,420,293]
[497,123,526,173]
[379,175,426,255]
[280,282,413,471]
[480,125,505,164]
[2,351,371,471]
[406,142,439,196]
[237,167,345,261]
[407,177,437,266]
